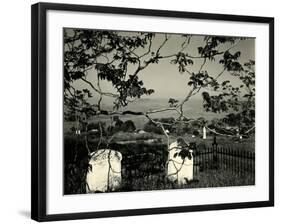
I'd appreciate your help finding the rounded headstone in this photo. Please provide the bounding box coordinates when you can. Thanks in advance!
[86,149,122,193]
[167,141,194,185]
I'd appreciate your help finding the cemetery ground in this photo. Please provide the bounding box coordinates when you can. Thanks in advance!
[64,128,255,194]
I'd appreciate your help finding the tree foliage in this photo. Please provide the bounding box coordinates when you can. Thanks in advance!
[63,29,255,134]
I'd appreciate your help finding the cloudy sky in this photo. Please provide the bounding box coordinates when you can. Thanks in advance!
[67,29,255,104]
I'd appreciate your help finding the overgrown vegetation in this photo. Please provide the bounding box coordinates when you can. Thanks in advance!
[64,133,254,194]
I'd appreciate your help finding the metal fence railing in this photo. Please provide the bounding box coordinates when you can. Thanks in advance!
[121,138,255,184]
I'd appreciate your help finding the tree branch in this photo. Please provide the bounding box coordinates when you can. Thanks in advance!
[80,77,119,98]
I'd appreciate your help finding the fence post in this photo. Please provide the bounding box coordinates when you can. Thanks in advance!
[212,136,219,169]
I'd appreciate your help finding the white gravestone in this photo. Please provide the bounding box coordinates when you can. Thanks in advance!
[86,149,122,193]
[203,126,206,139]
[167,141,193,185]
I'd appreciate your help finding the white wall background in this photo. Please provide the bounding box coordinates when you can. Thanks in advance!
[0,0,279,223]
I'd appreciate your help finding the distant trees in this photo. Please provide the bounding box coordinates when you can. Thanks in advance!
[110,116,136,133]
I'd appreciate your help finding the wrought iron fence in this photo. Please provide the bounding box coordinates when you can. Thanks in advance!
[121,138,255,185]
[193,138,255,177]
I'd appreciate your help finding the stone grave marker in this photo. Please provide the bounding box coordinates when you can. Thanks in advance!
[86,149,122,193]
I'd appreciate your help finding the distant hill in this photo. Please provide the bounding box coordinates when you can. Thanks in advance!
[85,97,227,130]
[117,97,226,120]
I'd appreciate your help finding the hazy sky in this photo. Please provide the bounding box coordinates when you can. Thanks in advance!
[67,29,255,104]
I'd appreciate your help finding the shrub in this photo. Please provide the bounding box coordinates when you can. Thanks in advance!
[143,121,163,134]
[121,120,136,132]
[192,130,200,136]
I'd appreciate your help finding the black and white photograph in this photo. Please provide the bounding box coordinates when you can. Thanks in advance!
[63,28,256,194]
[0,0,278,223]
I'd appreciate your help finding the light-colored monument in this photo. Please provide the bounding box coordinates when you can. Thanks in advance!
[86,149,122,193]
[167,140,194,185]
[203,126,207,139]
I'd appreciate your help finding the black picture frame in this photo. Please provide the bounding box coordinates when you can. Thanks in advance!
[31,2,274,222]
